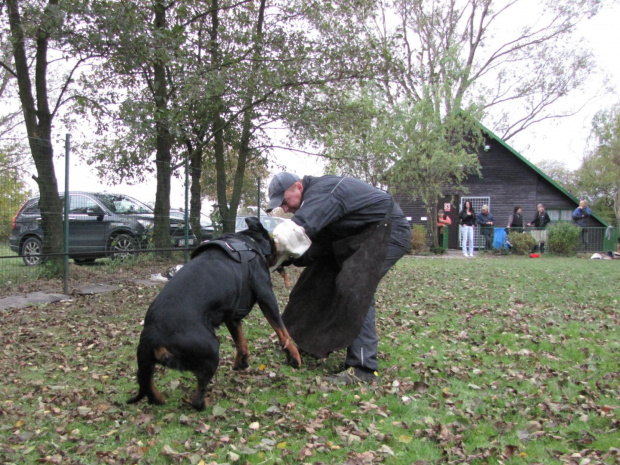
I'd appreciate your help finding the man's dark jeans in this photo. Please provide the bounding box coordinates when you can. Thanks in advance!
[481,226,494,250]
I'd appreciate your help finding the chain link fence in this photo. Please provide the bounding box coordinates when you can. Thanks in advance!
[0,136,215,294]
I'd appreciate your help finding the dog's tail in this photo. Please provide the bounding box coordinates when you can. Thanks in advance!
[127,342,166,406]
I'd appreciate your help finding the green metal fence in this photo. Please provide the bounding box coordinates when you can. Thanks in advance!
[443,225,618,253]
[584,226,618,253]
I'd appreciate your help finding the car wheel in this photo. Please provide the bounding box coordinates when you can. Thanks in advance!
[74,258,96,265]
[22,237,43,266]
[110,233,137,261]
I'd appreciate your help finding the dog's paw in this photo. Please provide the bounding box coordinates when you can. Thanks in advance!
[190,394,206,411]
[233,352,250,370]
[232,360,249,370]
[284,349,302,368]
[147,396,166,406]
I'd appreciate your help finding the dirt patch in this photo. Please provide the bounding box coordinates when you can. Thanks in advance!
[0,256,183,298]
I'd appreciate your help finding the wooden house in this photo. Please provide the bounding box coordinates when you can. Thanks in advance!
[393,122,612,250]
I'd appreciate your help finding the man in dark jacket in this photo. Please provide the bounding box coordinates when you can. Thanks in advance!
[573,199,592,249]
[527,203,551,253]
[266,172,411,384]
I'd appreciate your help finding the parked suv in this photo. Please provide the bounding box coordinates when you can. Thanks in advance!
[10,192,196,266]
[170,209,214,241]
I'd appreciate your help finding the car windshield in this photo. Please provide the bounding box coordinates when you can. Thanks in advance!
[261,217,284,231]
[94,194,152,214]
[236,216,284,232]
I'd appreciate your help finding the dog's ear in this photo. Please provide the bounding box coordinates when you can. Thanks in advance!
[244,217,273,256]
[245,216,265,232]
[245,216,262,231]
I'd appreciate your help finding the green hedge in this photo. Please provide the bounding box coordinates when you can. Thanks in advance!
[507,231,537,255]
[547,222,581,256]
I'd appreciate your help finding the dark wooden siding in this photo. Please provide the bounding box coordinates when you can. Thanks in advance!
[395,137,606,238]
[393,194,430,223]
[460,143,541,227]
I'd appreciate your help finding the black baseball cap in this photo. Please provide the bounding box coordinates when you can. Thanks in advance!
[266,172,299,212]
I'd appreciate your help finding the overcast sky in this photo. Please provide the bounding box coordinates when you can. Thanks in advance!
[506,1,620,170]
[272,1,620,175]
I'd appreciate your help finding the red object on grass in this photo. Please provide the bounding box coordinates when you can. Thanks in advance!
[529,253,540,258]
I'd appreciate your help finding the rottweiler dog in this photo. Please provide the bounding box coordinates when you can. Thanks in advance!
[127,217,301,410]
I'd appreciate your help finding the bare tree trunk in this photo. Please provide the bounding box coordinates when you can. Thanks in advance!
[230,0,267,220]
[425,202,439,249]
[210,0,267,233]
[189,144,203,241]
[6,0,63,266]
[152,1,172,252]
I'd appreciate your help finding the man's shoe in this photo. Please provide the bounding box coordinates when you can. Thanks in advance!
[326,367,378,385]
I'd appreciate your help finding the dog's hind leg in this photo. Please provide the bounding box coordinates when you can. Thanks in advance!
[226,320,250,370]
[127,342,165,406]
[190,362,218,411]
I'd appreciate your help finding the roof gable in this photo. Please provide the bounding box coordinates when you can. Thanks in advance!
[477,120,609,227]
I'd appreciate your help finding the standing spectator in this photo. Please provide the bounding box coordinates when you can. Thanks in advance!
[459,201,476,257]
[476,204,495,250]
[527,203,551,253]
[437,208,452,248]
[572,199,592,249]
[507,206,524,233]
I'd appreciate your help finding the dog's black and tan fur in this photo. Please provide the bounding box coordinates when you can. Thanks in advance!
[127,217,301,410]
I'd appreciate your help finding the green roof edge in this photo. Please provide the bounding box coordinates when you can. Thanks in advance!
[476,120,610,228]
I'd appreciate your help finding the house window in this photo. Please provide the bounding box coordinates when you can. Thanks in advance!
[460,196,490,216]
[460,196,491,249]
[547,209,574,222]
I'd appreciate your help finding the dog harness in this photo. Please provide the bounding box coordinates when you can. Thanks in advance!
[192,237,267,315]
[193,237,266,264]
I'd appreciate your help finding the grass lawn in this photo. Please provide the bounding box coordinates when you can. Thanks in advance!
[0,244,43,286]
[1,255,619,464]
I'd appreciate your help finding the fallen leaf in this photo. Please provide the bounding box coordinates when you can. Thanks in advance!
[525,420,542,433]
[516,429,530,441]
[77,407,91,416]
[160,445,179,457]
[413,381,429,393]
[194,422,210,434]
[503,445,519,458]
[212,404,226,417]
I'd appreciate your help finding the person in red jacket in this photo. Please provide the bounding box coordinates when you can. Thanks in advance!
[437,208,452,248]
